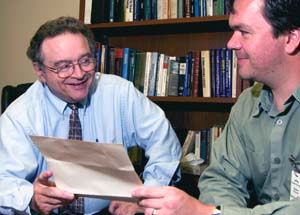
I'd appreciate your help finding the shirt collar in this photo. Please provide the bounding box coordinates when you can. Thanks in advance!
[253,84,300,117]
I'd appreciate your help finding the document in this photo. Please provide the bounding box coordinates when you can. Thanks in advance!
[30,135,143,202]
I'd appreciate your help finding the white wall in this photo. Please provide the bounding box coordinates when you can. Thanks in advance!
[0,0,80,100]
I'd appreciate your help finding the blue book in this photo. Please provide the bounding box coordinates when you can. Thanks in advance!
[183,52,192,97]
[194,0,200,17]
[133,0,140,20]
[225,48,233,97]
[151,0,157,19]
[128,49,137,82]
[121,48,130,80]
[220,48,226,97]
[200,129,208,161]
[215,49,221,97]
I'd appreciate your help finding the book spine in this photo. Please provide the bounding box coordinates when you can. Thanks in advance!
[178,57,187,96]
[148,52,159,96]
[109,0,115,22]
[201,50,211,97]
[128,49,137,82]
[168,58,179,96]
[84,0,92,24]
[192,51,200,97]
[210,49,216,97]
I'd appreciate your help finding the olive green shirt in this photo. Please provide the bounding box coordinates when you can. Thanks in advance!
[199,83,300,215]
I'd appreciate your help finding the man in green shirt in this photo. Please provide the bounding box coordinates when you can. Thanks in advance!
[131,0,300,214]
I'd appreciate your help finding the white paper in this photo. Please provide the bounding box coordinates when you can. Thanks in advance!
[30,135,143,202]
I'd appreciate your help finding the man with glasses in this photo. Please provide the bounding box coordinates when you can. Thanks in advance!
[0,16,181,215]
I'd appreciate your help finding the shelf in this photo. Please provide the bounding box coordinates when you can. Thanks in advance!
[149,96,236,103]
[149,96,236,112]
[87,16,231,38]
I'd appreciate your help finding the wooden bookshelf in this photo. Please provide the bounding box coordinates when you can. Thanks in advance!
[79,0,236,197]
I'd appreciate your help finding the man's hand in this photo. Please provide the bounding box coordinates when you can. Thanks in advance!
[30,170,75,214]
[132,186,216,215]
[109,201,145,215]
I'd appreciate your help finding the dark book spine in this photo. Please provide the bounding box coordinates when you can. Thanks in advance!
[91,0,110,23]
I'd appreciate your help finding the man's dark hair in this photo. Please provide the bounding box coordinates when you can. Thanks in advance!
[228,0,300,38]
[26,16,96,63]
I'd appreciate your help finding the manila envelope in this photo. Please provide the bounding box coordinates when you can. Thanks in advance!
[30,135,143,202]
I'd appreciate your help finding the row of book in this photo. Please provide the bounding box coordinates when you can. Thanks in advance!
[84,0,231,24]
[94,42,238,98]
[181,125,223,175]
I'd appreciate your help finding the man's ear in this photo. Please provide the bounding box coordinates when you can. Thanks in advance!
[285,29,300,54]
[33,62,46,83]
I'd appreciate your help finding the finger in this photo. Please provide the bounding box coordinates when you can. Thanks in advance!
[132,186,167,198]
[37,170,54,186]
[109,200,123,213]
[138,198,163,210]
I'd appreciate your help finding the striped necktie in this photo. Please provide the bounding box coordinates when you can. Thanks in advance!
[59,103,84,214]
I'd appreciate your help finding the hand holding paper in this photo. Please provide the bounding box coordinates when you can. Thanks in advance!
[30,136,142,202]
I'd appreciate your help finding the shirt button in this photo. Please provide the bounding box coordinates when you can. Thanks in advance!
[273,193,280,201]
[276,119,283,125]
[274,157,281,164]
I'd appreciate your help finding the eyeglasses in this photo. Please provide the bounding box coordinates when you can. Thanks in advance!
[41,56,96,78]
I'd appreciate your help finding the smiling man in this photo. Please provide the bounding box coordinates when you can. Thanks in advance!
[0,17,181,215]
[132,0,300,215]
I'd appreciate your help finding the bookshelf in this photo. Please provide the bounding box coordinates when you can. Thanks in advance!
[79,0,236,197]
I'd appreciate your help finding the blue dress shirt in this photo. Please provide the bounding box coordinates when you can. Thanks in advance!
[0,74,181,214]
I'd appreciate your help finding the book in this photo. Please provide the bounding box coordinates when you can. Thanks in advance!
[128,49,137,83]
[178,57,187,96]
[161,55,170,96]
[192,51,200,97]
[148,52,159,96]
[201,50,211,97]
[125,0,134,21]
[143,52,152,95]
[91,0,110,23]
[194,131,201,160]
[231,50,237,98]
[170,0,178,18]
[183,52,192,96]
[177,0,184,18]
[144,0,152,20]
[109,0,115,22]
[94,42,102,73]
[121,47,130,79]
[210,49,216,97]
[84,0,92,24]
[168,57,179,96]
[134,52,147,93]
[155,53,165,96]
[181,130,196,158]
[225,48,233,97]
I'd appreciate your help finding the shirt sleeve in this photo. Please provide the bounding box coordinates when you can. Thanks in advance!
[0,113,40,214]
[122,82,182,186]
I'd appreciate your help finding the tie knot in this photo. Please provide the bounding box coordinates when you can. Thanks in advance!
[68,103,78,111]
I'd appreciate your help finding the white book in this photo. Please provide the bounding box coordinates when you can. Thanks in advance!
[170,0,178,19]
[194,131,201,160]
[201,50,211,97]
[206,0,213,16]
[84,0,92,24]
[143,52,152,96]
[125,0,134,22]
[161,55,170,96]
[156,53,165,96]
[231,50,237,98]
